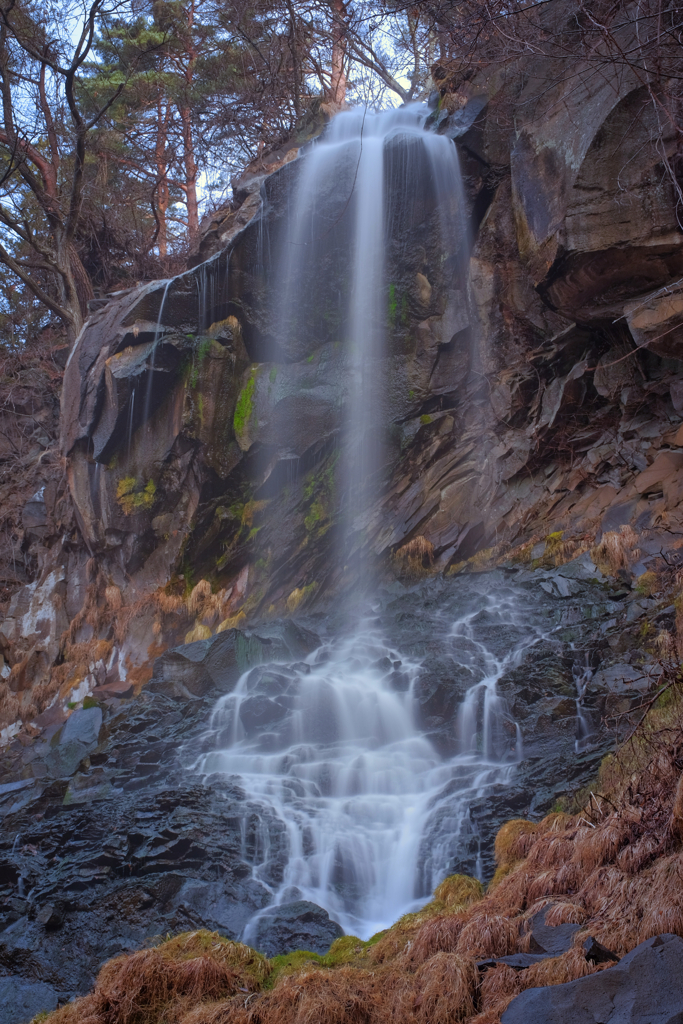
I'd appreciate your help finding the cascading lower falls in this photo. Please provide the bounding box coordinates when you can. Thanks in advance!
[197,588,541,940]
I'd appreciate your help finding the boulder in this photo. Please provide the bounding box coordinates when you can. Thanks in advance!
[249,900,344,958]
[501,934,683,1024]
[151,621,320,698]
[60,706,103,747]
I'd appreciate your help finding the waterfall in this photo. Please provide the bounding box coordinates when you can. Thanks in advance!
[197,107,509,943]
[268,105,466,579]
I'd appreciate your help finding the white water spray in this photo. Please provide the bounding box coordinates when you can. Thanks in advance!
[199,589,542,939]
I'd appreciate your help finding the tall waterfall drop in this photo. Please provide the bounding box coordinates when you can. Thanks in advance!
[267,105,467,571]
[195,106,536,941]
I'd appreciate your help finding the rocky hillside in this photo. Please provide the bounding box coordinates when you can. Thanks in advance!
[17,672,683,1024]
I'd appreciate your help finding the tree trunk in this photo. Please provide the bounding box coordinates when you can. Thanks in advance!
[330,0,348,106]
[155,99,170,260]
[179,101,199,245]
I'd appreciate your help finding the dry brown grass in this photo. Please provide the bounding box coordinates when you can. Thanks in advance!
[412,954,477,1023]
[242,966,377,1024]
[590,525,641,575]
[455,914,518,959]
[672,773,683,841]
[543,902,587,926]
[46,932,270,1024]
[105,585,123,611]
[434,874,484,909]
[479,963,521,1009]
[493,820,539,867]
[393,536,435,574]
[407,915,466,965]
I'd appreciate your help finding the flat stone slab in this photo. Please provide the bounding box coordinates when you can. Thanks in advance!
[478,953,555,971]
[501,934,683,1024]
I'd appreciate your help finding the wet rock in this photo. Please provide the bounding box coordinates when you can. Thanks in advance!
[0,976,58,1024]
[44,739,88,780]
[501,934,683,1024]
[239,695,288,736]
[152,622,320,699]
[250,900,344,958]
[60,707,103,747]
[36,901,64,929]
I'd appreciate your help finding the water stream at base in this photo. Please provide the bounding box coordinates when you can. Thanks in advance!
[198,588,545,940]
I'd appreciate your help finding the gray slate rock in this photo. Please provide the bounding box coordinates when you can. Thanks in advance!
[250,900,343,958]
[44,738,88,779]
[0,975,58,1024]
[61,706,103,746]
[152,622,320,698]
[501,933,683,1024]
[529,919,581,955]
[583,935,620,964]
[478,953,555,971]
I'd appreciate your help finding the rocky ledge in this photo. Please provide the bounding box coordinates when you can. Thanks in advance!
[0,556,675,1010]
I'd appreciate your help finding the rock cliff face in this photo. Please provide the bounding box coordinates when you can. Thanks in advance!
[53,1,682,645]
[1,3,682,1007]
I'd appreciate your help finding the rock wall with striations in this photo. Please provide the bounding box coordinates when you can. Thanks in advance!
[2,0,682,726]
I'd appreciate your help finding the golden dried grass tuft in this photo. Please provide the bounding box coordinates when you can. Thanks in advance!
[434,874,484,910]
[367,919,420,965]
[158,931,271,986]
[494,820,538,867]
[105,585,123,611]
[188,579,212,615]
[45,932,269,1024]
[185,623,212,644]
[408,915,466,965]
[394,535,435,573]
[543,902,587,926]
[154,591,186,615]
[591,525,640,575]
[412,953,477,1023]
[455,914,518,959]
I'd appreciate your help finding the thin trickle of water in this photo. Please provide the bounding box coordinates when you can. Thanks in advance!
[198,588,543,940]
[126,388,136,464]
[141,279,171,435]
[11,833,20,854]
[572,652,595,752]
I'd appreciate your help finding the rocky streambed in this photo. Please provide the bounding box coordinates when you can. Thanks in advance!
[0,555,671,1016]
